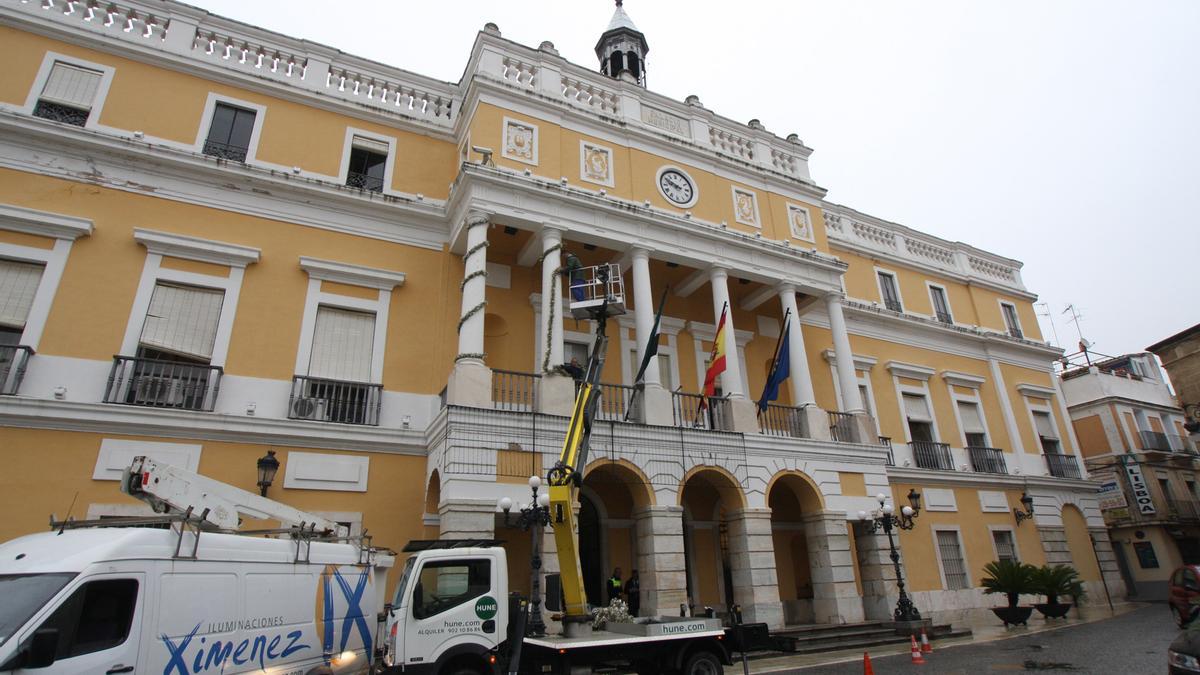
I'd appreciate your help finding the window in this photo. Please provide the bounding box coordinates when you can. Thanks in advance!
[936,530,970,590]
[1001,302,1022,339]
[1033,411,1060,454]
[0,259,45,339]
[1161,478,1175,502]
[877,272,902,312]
[203,103,256,161]
[992,530,1017,563]
[37,578,138,658]
[309,306,374,382]
[33,62,101,127]
[412,559,491,620]
[930,285,952,324]
[903,393,934,442]
[858,384,874,418]
[658,352,675,391]
[565,341,589,370]
[958,401,988,448]
[346,137,388,192]
[1133,541,1159,569]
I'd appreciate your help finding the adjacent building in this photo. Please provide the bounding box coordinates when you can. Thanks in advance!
[1149,323,1200,441]
[1060,351,1198,599]
[0,0,1122,628]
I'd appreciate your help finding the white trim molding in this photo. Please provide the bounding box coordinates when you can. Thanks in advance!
[133,228,261,267]
[942,370,986,389]
[92,438,202,481]
[23,51,117,132]
[886,360,936,382]
[298,256,406,290]
[1016,383,1056,399]
[282,451,370,492]
[822,349,878,372]
[0,203,94,240]
[731,186,761,228]
[579,139,615,187]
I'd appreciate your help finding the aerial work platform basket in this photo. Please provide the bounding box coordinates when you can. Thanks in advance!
[568,263,626,319]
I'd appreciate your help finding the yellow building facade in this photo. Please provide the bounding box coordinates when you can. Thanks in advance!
[0,1,1121,627]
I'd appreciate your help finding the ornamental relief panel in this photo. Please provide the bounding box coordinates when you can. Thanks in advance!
[787,204,815,242]
[502,117,538,165]
[731,187,760,227]
[579,141,614,187]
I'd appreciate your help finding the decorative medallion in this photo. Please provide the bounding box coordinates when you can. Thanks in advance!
[580,141,614,187]
[502,117,538,165]
[732,187,759,227]
[787,204,814,242]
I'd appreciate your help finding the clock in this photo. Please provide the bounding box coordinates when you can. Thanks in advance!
[656,167,697,207]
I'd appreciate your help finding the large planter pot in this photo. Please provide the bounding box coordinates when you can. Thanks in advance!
[991,605,1035,627]
[1034,602,1072,619]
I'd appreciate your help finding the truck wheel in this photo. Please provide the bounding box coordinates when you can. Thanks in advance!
[682,650,721,675]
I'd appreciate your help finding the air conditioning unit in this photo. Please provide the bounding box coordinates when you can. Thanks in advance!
[292,397,328,421]
[135,376,184,406]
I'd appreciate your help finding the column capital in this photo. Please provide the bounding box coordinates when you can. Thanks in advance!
[465,211,490,229]
[708,265,730,282]
[823,290,846,303]
[628,245,653,261]
[776,282,797,297]
[540,225,564,245]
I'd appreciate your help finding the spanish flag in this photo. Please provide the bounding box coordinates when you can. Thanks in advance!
[703,303,729,397]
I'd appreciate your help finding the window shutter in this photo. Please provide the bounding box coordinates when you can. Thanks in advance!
[903,393,931,421]
[352,136,390,155]
[957,401,986,434]
[41,62,102,109]
[0,259,45,330]
[138,283,224,361]
[1033,411,1059,439]
[308,306,375,382]
[936,530,969,590]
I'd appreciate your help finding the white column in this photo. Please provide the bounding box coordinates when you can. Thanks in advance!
[631,248,663,389]
[457,212,490,361]
[988,356,1026,454]
[540,227,564,372]
[825,293,864,413]
[709,267,745,399]
[778,285,815,406]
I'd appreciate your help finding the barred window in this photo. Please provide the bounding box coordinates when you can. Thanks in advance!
[203,103,256,162]
[992,530,1017,563]
[936,530,970,590]
[346,137,388,192]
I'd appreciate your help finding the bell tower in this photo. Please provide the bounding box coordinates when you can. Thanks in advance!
[595,1,649,87]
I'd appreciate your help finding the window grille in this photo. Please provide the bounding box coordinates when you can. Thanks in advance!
[346,137,388,192]
[992,530,1017,563]
[936,530,970,590]
[203,103,256,161]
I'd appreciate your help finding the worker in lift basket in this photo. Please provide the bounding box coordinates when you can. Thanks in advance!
[563,250,586,302]
[607,566,623,605]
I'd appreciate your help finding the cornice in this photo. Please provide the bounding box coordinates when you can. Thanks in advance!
[821,349,878,372]
[886,466,1099,491]
[0,203,93,240]
[886,360,936,382]
[942,370,986,389]
[135,228,261,267]
[300,257,406,290]
[1016,383,1057,399]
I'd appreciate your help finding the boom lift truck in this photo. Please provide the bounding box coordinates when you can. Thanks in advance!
[0,456,393,674]
[383,265,744,675]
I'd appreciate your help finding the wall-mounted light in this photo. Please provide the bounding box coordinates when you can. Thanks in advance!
[1014,491,1035,525]
[257,450,280,497]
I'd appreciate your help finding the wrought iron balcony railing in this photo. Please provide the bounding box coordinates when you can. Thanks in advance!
[673,392,731,431]
[1140,430,1174,452]
[0,345,34,395]
[492,369,539,412]
[288,375,382,425]
[1044,453,1082,479]
[346,170,384,192]
[104,355,221,411]
[883,299,903,312]
[910,441,954,471]
[202,139,249,162]
[935,311,953,324]
[829,411,858,443]
[760,403,810,439]
[1007,327,1024,339]
[968,446,1008,474]
[33,100,88,127]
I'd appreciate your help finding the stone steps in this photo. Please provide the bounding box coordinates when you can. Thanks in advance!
[768,621,971,656]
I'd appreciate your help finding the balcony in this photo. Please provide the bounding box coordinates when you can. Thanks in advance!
[673,392,731,431]
[288,375,381,425]
[594,382,635,422]
[968,446,1009,474]
[935,311,953,324]
[879,436,894,466]
[492,369,539,412]
[1167,499,1200,522]
[0,345,34,395]
[202,139,249,162]
[1007,327,1024,339]
[760,403,810,439]
[346,170,384,192]
[883,299,903,312]
[1140,430,1174,453]
[829,411,858,443]
[910,441,953,471]
[103,355,221,412]
[1044,453,1082,479]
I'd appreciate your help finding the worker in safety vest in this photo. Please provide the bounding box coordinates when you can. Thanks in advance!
[606,566,623,605]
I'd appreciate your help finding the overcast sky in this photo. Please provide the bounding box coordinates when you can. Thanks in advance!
[189,0,1198,359]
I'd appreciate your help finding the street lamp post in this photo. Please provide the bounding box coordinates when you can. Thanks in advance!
[858,489,923,624]
[499,475,553,637]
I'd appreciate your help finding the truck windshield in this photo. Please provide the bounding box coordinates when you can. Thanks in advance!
[0,574,76,647]
[393,557,416,607]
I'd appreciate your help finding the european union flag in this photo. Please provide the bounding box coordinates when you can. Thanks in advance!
[757,325,790,412]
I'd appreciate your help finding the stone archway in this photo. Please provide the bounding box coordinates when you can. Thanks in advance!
[766,472,824,624]
[680,466,763,619]
[580,460,655,612]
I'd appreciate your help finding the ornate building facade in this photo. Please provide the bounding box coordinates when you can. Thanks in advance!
[0,1,1122,627]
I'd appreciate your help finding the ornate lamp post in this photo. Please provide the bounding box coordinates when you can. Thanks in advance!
[858,489,923,624]
[499,475,553,636]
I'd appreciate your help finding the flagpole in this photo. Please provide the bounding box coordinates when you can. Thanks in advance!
[756,308,791,418]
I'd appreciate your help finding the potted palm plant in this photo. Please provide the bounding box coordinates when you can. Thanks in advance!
[981,559,1037,626]
[1031,564,1084,619]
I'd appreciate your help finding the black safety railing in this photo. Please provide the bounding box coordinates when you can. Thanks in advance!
[829,411,857,443]
[883,299,903,312]
[104,355,221,412]
[1044,453,1082,479]
[288,375,382,425]
[33,100,87,126]
[595,382,635,422]
[968,446,1008,474]
[0,345,34,395]
[492,369,540,412]
[760,404,810,439]
[1007,327,1024,339]
[935,311,953,324]
[202,138,249,162]
[1139,430,1173,452]
[672,392,731,431]
[346,170,384,192]
[910,441,953,470]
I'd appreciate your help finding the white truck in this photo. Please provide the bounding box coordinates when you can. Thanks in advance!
[0,457,393,675]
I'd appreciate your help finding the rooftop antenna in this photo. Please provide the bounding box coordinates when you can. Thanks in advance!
[1063,304,1091,365]
[1035,302,1061,347]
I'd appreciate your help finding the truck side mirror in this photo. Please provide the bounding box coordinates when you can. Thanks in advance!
[26,628,59,668]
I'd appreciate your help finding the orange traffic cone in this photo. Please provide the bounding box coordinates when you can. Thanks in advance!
[863,651,875,675]
[921,628,933,654]
[909,635,926,665]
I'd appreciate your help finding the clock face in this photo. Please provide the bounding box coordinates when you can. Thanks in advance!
[658,169,696,206]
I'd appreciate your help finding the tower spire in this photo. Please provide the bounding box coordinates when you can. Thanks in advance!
[596,0,648,86]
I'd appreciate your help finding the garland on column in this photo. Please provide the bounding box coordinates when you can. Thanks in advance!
[454,225,492,360]
[537,242,564,373]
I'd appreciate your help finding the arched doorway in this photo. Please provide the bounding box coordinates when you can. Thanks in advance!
[766,473,824,624]
[578,461,654,610]
[680,467,747,614]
